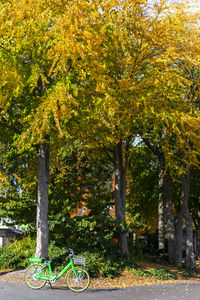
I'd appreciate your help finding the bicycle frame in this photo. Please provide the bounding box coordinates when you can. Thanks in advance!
[34,258,78,281]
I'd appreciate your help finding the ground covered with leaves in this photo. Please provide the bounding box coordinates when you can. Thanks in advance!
[1,261,200,289]
[1,237,200,288]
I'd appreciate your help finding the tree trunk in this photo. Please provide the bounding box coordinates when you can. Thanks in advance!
[194,212,200,260]
[158,170,165,250]
[182,168,196,269]
[35,141,50,258]
[114,140,129,256]
[174,205,184,267]
[185,212,196,269]
[163,170,175,264]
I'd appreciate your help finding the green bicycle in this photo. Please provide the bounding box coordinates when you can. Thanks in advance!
[24,248,90,292]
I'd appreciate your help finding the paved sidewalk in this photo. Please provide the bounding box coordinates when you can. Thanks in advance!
[1,281,200,300]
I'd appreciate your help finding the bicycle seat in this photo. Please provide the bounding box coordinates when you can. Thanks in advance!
[41,257,52,262]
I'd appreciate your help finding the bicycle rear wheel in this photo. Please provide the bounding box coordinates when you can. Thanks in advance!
[24,263,48,289]
[66,267,90,292]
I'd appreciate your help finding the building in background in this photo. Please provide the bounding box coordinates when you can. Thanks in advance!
[0,218,25,247]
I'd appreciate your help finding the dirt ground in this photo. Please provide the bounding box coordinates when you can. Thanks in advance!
[1,261,200,289]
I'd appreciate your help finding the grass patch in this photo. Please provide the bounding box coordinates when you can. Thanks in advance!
[131,266,176,280]
[178,266,199,278]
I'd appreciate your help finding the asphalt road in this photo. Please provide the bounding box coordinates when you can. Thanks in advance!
[1,281,200,300]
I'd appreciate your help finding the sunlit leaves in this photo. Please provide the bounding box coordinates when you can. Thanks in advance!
[0,0,200,170]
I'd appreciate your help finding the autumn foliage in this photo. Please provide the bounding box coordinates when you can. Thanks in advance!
[0,0,200,266]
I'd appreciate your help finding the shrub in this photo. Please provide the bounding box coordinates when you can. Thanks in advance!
[48,242,68,272]
[0,236,35,269]
[0,235,174,280]
[80,248,128,278]
[0,237,126,278]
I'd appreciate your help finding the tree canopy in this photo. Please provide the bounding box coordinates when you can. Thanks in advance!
[0,0,200,264]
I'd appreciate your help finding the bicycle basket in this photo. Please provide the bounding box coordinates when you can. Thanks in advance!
[73,255,86,265]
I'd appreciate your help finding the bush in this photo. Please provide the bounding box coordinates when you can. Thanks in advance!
[0,237,127,278]
[0,248,25,269]
[82,250,126,278]
[0,235,173,279]
[48,242,127,278]
[0,236,35,270]
[48,242,68,272]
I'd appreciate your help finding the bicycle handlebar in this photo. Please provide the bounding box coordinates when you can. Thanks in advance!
[64,247,74,256]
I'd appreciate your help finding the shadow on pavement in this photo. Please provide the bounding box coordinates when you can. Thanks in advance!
[50,285,121,293]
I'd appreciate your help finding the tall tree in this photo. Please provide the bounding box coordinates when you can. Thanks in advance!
[158,169,165,250]
[0,0,78,256]
[35,141,49,257]
[47,0,200,254]
[1,0,200,259]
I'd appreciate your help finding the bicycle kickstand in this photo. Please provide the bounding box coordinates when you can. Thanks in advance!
[48,281,53,290]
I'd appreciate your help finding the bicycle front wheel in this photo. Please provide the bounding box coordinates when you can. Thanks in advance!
[24,263,48,289]
[66,267,90,292]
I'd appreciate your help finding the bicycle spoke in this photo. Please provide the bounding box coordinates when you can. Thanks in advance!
[66,267,90,292]
[24,264,47,289]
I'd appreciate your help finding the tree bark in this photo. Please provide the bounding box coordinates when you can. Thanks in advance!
[163,170,175,264]
[194,212,200,260]
[182,168,196,269]
[114,140,129,256]
[174,205,184,267]
[158,169,165,250]
[185,212,196,269]
[35,141,50,258]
